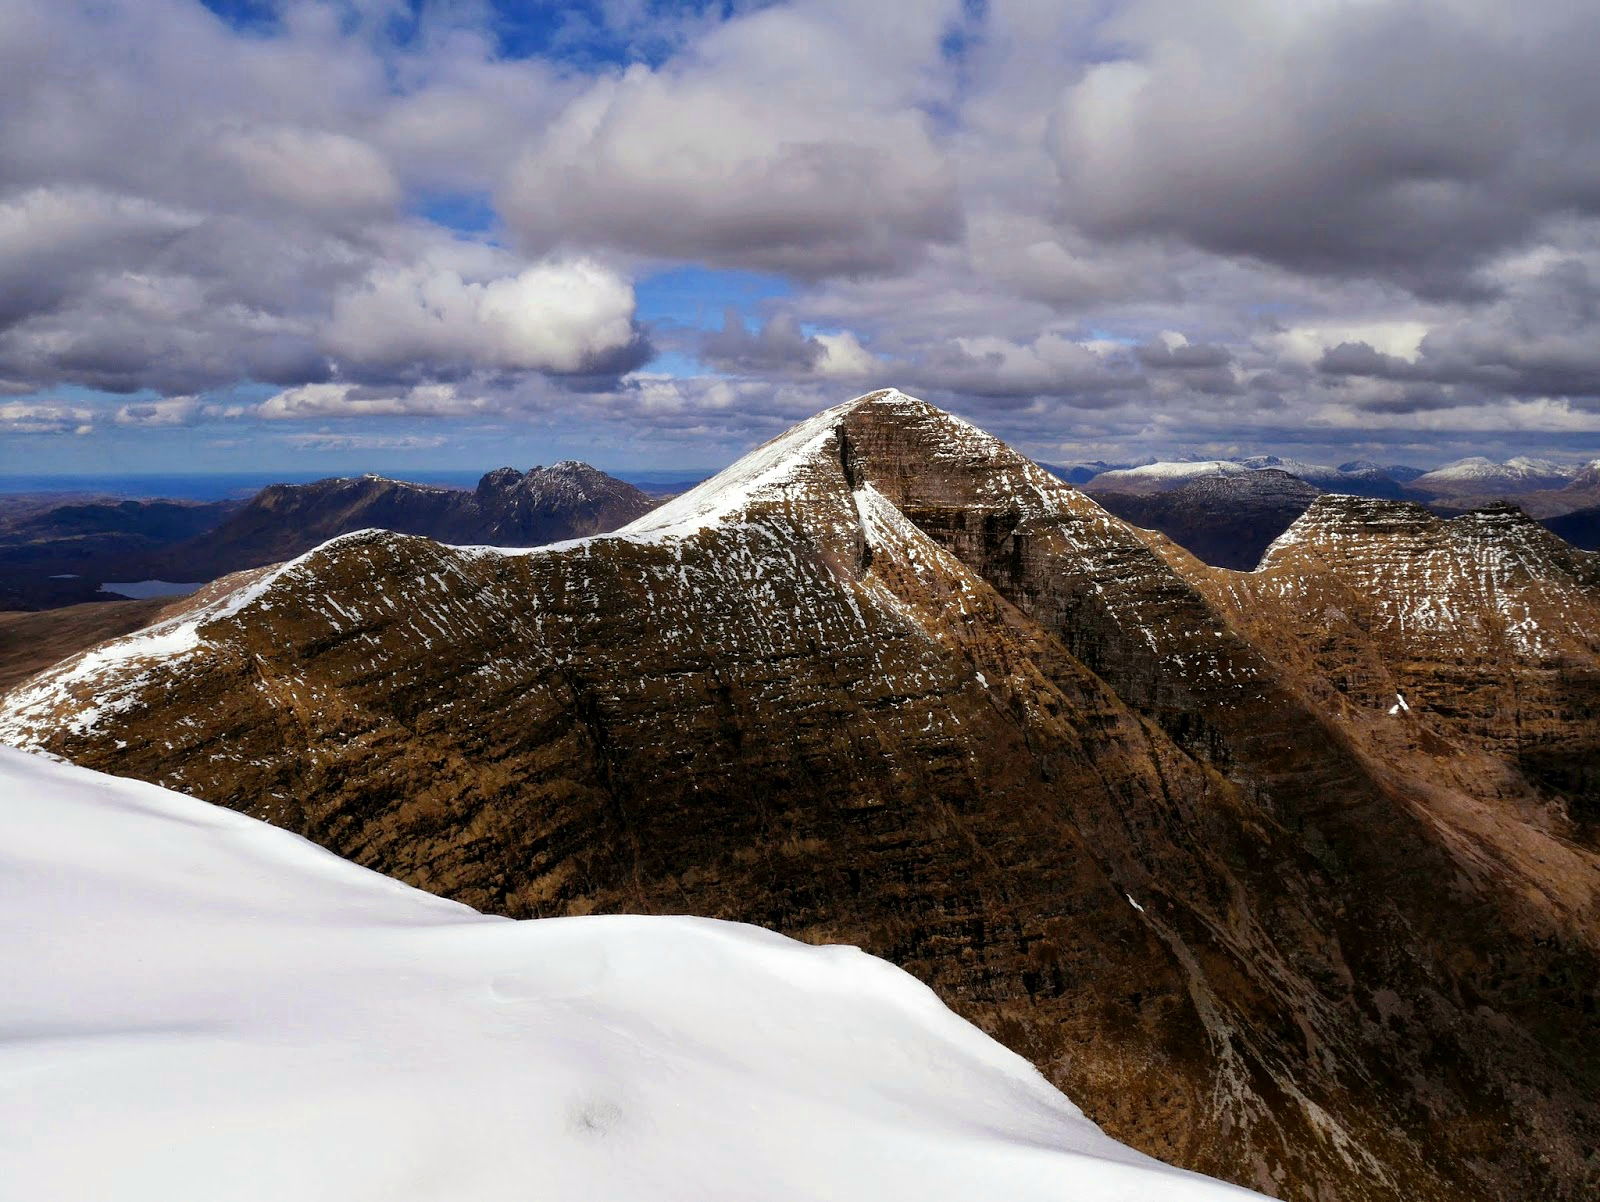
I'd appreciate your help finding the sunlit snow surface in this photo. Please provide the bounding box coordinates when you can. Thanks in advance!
[0,748,1260,1202]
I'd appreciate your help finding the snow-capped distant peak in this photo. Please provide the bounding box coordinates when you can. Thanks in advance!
[1414,455,1578,492]
[1091,460,1245,484]
[1505,456,1566,475]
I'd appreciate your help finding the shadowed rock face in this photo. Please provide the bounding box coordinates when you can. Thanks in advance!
[148,462,655,580]
[4,391,1599,1202]
[1546,504,1600,551]
[1088,470,1324,569]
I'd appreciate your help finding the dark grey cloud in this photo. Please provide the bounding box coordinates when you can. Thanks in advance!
[1051,0,1600,297]
[1313,241,1600,401]
[1135,339,1232,369]
[699,311,824,374]
[497,2,966,277]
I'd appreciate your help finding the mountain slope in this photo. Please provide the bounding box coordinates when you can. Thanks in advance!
[0,598,174,692]
[1179,497,1600,827]
[151,462,654,580]
[4,390,1598,1202]
[0,746,1258,1202]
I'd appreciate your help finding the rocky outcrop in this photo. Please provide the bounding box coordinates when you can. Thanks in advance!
[471,460,658,543]
[4,391,1598,1202]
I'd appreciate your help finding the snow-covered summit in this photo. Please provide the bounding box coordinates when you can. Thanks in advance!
[1088,460,1247,491]
[0,747,1258,1202]
[1088,457,1416,497]
[614,387,949,542]
[1412,455,1577,495]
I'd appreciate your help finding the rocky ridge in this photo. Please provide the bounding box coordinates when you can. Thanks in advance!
[3,390,1598,1202]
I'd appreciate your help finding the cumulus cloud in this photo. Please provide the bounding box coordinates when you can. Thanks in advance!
[3,0,1599,464]
[1050,0,1600,295]
[325,258,647,377]
[498,2,963,275]
[0,402,94,436]
[209,124,402,217]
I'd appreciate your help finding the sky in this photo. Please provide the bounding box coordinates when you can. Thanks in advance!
[3,0,1600,476]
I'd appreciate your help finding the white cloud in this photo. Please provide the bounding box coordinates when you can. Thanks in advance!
[113,396,205,426]
[210,124,401,216]
[259,382,491,420]
[0,402,94,435]
[498,2,962,275]
[1269,322,1432,366]
[813,331,880,378]
[282,431,449,452]
[324,258,641,375]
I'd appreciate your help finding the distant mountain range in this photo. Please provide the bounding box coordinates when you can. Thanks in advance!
[7,390,1598,1202]
[147,461,655,581]
[1079,454,1600,563]
[1078,453,1592,500]
[1078,457,1421,498]
[0,462,655,608]
[1090,470,1325,569]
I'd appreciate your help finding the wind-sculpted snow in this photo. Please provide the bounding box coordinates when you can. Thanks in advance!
[0,747,1262,1202]
[5,390,1600,1202]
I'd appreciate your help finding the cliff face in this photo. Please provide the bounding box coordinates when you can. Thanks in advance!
[4,391,1598,1202]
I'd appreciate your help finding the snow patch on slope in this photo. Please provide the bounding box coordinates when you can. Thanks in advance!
[0,529,386,743]
[0,748,1259,1202]
[614,391,885,542]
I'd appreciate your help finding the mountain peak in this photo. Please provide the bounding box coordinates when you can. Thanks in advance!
[613,387,1076,549]
[614,388,947,543]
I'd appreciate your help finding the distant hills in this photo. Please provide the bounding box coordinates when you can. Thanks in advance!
[149,461,655,581]
[0,495,238,608]
[1090,470,1325,569]
[0,463,655,608]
